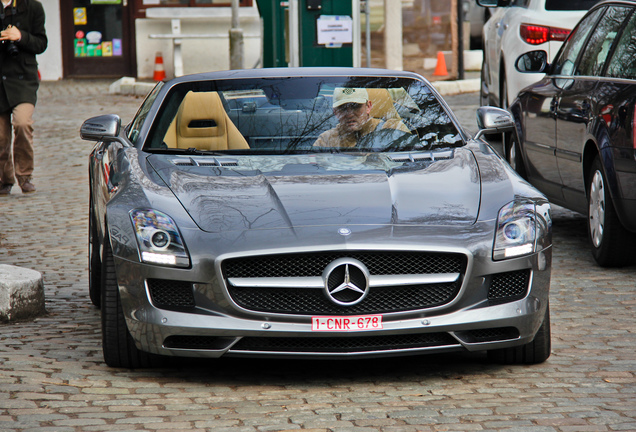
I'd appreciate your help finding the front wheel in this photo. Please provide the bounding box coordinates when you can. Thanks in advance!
[587,157,635,267]
[101,239,162,368]
[505,129,527,179]
[88,205,101,308]
[488,303,551,364]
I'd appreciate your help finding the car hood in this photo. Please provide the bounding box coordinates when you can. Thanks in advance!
[146,149,481,233]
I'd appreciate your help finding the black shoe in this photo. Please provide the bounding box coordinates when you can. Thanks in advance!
[0,183,12,195]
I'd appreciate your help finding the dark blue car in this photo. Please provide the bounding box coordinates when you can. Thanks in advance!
[508,0,636,267]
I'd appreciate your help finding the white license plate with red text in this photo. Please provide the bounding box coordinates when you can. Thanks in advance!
[311,315,383,332]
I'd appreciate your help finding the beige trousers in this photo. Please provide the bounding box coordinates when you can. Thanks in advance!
[0,103,35,185]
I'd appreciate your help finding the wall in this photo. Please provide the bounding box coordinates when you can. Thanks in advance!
[135,7,262,80]
[39,0,63,81]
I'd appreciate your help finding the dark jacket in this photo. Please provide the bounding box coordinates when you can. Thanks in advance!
[0,0,47,113]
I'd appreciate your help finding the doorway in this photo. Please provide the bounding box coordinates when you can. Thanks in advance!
[61,0,135,77]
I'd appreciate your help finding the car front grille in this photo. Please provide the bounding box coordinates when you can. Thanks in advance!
[224,251,464,278]
[228,284,459,315]
[222,251,466,315]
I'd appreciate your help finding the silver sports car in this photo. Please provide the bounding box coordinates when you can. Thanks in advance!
[81,68,552,368]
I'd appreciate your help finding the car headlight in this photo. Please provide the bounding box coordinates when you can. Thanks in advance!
[130,209,190,267]
[493,200,537,260]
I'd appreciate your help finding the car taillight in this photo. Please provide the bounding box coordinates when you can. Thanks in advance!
[520,24,570,45]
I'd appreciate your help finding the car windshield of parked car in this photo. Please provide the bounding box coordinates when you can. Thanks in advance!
[143,76,462,154]
[575,6,631,77]
[552,7,604,79]
[605,8,636,79]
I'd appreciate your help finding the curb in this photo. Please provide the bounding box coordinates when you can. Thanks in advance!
[0,264,46,322]
[432,78,480,96]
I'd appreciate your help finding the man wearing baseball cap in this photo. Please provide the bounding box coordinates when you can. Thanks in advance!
[313,87,409,148]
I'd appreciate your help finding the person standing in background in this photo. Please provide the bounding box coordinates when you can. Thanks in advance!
[0,0,47,195]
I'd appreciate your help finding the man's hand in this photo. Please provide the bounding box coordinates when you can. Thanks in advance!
[0,25,21,42]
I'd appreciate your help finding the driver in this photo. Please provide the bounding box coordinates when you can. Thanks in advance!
[313,87,409,148]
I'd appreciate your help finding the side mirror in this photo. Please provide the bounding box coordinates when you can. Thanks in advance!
[476,0,511,7]
[474,106,514,140]
[515,50,549,74]
[80,114,121,142]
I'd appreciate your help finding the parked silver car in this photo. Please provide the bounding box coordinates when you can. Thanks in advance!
[81,68,552,368]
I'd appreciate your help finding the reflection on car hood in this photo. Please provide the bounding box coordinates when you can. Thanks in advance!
[147,150,481,233]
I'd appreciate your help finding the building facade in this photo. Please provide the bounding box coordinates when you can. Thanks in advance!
[37,0,258,81]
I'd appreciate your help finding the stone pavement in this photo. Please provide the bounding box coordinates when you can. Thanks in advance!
[0,79,635,432]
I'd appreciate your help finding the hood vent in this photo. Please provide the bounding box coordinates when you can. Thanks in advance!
[389,150,454,163]
[172,157,239,167]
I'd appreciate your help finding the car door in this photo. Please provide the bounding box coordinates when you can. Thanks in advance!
[483,0,528,106]
[522,7,604,199]
[556,6,631,209]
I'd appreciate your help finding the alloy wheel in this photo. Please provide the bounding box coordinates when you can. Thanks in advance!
[588,170,605,248]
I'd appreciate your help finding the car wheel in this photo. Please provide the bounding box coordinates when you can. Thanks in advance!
[587,156,635,267]
[505,129,527,179]
[480,63,489,107]
[500,70,509,110]
[101,239,161,368]
[88,204,101,308]
[488,303,551,364]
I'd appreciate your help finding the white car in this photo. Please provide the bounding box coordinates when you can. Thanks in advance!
[478,0,599,108]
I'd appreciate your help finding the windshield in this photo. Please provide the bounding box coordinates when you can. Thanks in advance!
[144,76,462,155]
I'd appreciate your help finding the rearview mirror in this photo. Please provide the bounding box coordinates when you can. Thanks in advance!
[515,51,549,74]
[474,107,514,140]
[80,114,121,142]
[476,0,511,7]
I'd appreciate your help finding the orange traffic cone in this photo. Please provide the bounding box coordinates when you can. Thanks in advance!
[433,51,448,77]
[153,52,166,81]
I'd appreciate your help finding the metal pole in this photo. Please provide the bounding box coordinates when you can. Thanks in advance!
[457,0,464,80]
[353,0,361,67]
[365,0,371,67]
[229,0,244,69]
[288,0,300,67]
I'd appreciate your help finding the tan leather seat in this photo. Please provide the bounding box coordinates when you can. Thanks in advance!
[163,91,249,151]
[367,88,401,120]
[366,88,410,133]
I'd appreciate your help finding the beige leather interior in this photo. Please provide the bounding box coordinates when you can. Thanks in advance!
[163,91,249,150]
[367,88,401,120]
[366,88,410,133]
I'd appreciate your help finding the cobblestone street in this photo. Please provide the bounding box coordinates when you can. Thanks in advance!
[0,80,635,432]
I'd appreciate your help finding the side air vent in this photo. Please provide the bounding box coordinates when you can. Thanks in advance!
[488,270,530,304]
[147,279,196,311]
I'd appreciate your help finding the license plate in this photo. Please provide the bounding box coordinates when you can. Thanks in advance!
[312,315,383,332]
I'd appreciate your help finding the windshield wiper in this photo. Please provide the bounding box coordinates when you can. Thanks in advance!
[147,147,227,156]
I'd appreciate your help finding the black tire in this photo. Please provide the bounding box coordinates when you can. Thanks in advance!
[488,303,551,365]
[587,156,636,267]
[480,62,489,107]
[505,129,527,179]
[500,68,509,110]
[101,239,160,368]
[88,204,101,308]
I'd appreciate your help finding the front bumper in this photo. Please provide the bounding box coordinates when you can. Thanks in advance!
[114,240,552,360]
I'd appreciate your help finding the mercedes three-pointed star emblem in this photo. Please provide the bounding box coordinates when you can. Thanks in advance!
[322,258,370,306]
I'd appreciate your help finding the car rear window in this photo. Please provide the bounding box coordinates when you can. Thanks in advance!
[545,0,599,11]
